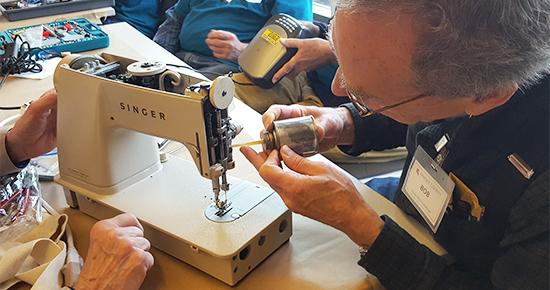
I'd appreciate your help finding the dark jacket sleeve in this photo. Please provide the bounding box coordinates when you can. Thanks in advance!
[360,171,549,290]
[338,103,408,155]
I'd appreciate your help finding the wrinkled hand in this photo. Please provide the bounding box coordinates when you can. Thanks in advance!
[76,213,154,290]
[206,30,248,61]
[262,104,355,152]
[6,89,57,163]
[241,145,383,248]
[272,38,336,83]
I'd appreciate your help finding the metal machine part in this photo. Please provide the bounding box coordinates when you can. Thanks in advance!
[67,54,120,76]
[204,177,274,223]
[126,61,166,76]
[123,61,169,89]
[67,56,183,92]
[262,116,319,157]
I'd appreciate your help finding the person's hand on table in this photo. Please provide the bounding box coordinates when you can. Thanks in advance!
[272,38,337,83]
[206,30,248,61]
[76,213,154,290]
[241,145,383,249]
[262,104,355,152]
[6,89,57,164]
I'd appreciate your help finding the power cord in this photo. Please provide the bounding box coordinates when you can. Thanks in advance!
[0,102,30,127]
[0,35,61,109]
[166,63,257,86]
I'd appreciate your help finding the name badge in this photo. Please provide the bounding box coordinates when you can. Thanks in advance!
[402,146,455,233]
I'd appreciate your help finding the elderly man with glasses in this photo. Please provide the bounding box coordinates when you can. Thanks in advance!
[241,0,550,289]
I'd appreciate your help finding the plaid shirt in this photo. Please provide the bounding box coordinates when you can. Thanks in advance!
[153,5,182,53]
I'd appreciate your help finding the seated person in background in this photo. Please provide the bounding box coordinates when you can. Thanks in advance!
[231,20,347,113]
[4,90,153,290]
[154,0,312,80]
[103,0,176,39]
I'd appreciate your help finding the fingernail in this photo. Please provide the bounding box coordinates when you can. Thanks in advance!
[280,145,293,157]
[264,113,275,125]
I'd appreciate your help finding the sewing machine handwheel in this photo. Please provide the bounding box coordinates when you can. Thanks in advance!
[209,76,234,110]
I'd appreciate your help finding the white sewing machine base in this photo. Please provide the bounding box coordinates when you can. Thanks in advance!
[58,155,292,286]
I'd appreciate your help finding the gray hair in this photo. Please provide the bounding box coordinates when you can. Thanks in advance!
[337,0,550,98]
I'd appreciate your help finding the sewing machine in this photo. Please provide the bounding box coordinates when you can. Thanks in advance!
[53,53,292,286]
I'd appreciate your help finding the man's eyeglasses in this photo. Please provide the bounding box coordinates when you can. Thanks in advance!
[346,89,427,118]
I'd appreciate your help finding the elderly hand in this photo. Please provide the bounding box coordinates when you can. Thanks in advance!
[206,30,248,61]
[272,38,336,83]
[76,213,154,290]
[241,145,383,248]
[262,104,355,152]
[6,89,57,164]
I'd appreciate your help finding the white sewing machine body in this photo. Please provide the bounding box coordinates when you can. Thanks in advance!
[53,53,292,286]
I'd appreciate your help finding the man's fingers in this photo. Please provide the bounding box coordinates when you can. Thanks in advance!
[240,147,285,186]
[272,61,295,83]
[262,104,309,130]
[262,108,280,130]
[207,30,230,40]
[212,52,228,59]
[242,147,317,208]
[116,226,144,238]
[129,237,151,251]
[280,145,325,175]
[258,150,287,187]
[263,149,281,167]
[240,147,299,197]
[109,213,144,231]
[272,38,304,83]
[27,89,57,116]
[313,122,326,141]
[205,38,228,49]
[279,38,300,48]
[259,150,312,196]
[39,88,57,99]
[138,250,155,270]
[240,146,268,171]
[134,249,155,270]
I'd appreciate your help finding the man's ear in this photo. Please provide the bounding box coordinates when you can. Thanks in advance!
[465,83,518,117]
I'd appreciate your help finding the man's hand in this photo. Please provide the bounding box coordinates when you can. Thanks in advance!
[206,30,248,61]
[241,145,383,249]
[6,89,57,164]
[272,38,336,83]
[76,213,154,290]
[262,104,355,151]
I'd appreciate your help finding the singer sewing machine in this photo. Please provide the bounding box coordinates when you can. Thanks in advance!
[53,53,292,286]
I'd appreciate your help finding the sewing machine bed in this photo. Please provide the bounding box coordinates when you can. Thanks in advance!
[58,154,292,286]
